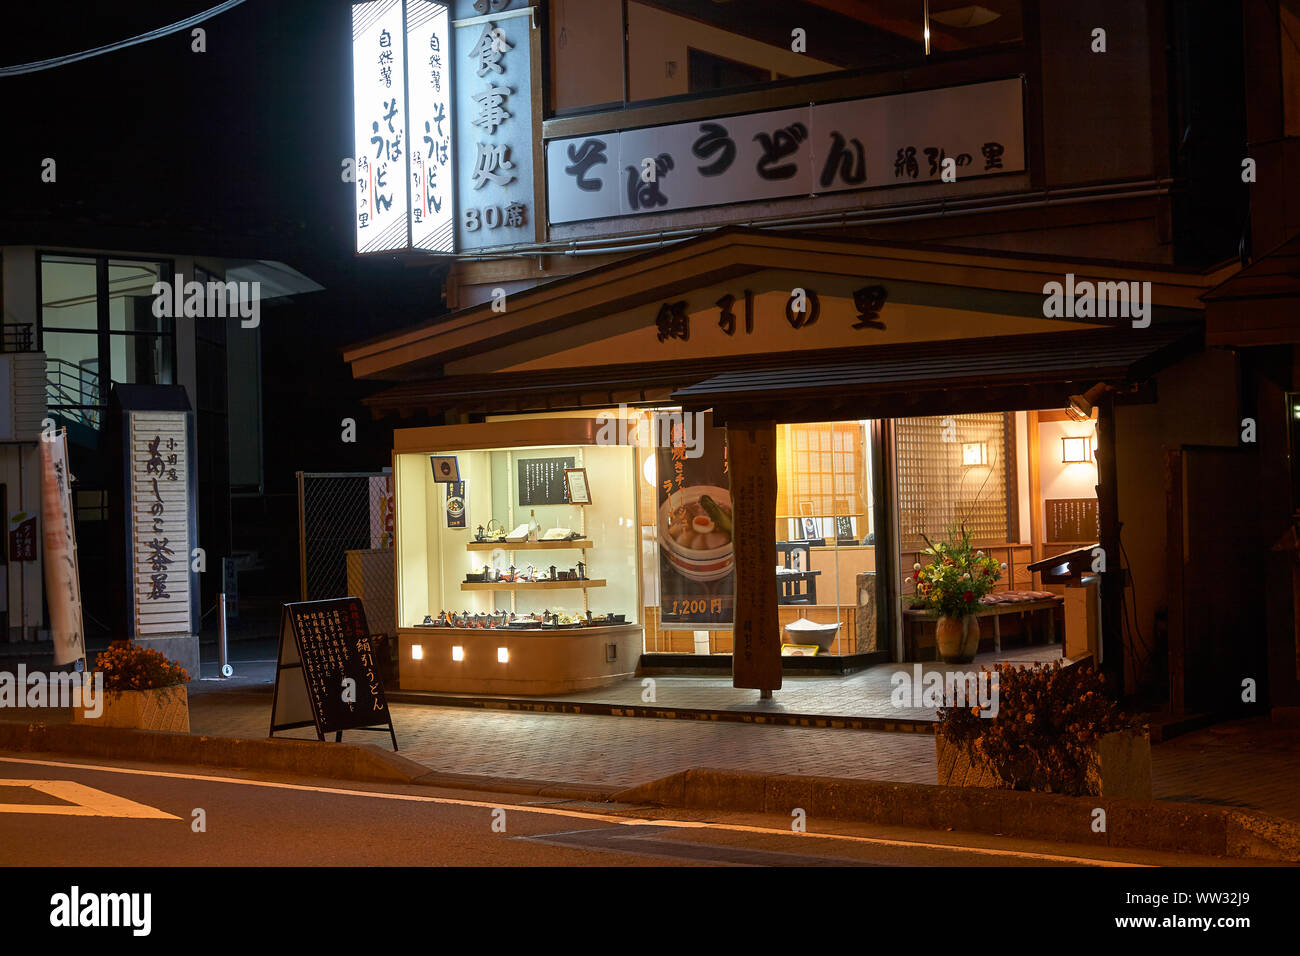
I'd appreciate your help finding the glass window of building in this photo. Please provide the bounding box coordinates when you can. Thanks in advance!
[551,0,1024,112]
[39,253,174,431]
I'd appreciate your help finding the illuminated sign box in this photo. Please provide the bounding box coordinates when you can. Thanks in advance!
[352,0,455,254]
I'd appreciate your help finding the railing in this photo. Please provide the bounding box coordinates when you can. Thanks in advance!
[46,358,103,429]
[1,323,35,352]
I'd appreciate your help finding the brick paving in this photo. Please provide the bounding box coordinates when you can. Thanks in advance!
[186,692,1300,823]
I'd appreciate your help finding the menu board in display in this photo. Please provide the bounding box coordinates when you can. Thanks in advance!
[517,456,575,506]
[270,598,397,750]
[1046,498,1100,543]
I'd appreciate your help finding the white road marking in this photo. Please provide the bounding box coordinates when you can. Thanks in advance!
[0,780,179,820]
[0,756,1144,866]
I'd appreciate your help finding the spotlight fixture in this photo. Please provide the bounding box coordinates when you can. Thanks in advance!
[1067,383,1110,422]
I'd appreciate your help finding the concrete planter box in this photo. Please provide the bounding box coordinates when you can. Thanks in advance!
[936,728,1152,798]
[73,685,190,733]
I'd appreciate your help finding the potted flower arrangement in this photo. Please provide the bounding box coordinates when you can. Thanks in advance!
[935,660,1151,798]
[73,641,191,733]
[909,524,1001,663]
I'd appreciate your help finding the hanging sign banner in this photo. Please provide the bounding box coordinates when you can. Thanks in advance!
[40,431,85,667]
[655,410,734,628]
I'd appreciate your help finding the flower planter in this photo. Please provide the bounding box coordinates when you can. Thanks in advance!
[935,615,980,664]
[936,728,1152,798]
[73,685,190,733]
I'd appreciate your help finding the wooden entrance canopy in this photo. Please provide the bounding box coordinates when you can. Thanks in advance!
[344,226,1237,695]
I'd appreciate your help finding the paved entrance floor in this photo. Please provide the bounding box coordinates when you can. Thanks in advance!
[391,645,1064,723]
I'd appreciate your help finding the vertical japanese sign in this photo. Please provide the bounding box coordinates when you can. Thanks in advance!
[353,0,412,253]
[445,480,466,528]
[128,411,192,640]
[454,4,535,250]
[656,411,733,627]
[406,0,455,252]
[40,431,85,666]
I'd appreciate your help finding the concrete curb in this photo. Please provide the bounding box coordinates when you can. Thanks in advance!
[0,721,429,785]
[612,768,1300,863]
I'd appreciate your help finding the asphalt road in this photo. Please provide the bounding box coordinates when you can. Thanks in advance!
[0,753,1252,868]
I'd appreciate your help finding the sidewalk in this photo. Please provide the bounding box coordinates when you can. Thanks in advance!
[180,680,1300,825]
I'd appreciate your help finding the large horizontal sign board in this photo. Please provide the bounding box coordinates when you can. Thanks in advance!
[547,77,1024,224]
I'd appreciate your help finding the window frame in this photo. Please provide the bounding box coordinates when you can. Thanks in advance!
[36,250,177,424]
[546,0,1033,123]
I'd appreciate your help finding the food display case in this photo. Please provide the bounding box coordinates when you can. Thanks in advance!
[392,417,642,694]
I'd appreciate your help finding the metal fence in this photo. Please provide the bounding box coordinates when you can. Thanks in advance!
[296,471,395,645]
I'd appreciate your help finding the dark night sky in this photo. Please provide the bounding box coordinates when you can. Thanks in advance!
[0,0,447,478]
[3,0,359,265]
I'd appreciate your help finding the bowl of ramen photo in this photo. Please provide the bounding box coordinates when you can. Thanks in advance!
[659,484,734,582]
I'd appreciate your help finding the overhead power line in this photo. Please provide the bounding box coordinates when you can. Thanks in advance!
[0,0,249,77]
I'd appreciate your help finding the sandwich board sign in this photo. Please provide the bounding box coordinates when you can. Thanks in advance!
[270,597,397,750]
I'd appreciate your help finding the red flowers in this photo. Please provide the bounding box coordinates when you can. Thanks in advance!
[963,590,974,602]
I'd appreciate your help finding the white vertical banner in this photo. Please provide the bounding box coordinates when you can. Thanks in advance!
[40,431,85,666]
[405,0,455,252]
[128,412,192,638]
[353,0,412,253]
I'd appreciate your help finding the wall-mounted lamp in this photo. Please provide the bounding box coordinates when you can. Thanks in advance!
[411,644,424,661]
[451,645,464,662]
[497,647,509,663]
[1061,436,1093,463]
[962,441,988,466]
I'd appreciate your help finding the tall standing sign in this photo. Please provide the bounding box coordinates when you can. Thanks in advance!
[128,411,194,640]
[109,385,200,676]
[353,0,456,255]
[39,430,85,667]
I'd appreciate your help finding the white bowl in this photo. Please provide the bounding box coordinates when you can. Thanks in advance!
[659,484,734,581]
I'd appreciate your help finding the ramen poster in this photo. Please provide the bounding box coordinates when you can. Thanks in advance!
[656,410,733,627]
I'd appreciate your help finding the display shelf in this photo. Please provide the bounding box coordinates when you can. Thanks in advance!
[465,539,593,551]
[460,579,606,591]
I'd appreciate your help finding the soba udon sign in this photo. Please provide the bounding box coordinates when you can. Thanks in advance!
[655,411,734,627]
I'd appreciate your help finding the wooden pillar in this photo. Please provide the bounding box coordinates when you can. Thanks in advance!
[1095,393,1125,693]
[871,419,900,661]
[1026,410,1044,586]
[1164,448,1185,715]
[728,419,781,693]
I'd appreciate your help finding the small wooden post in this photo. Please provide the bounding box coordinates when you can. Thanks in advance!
[728,419,781,694]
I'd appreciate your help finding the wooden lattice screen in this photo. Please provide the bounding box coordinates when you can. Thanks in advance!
[895,412,1016,550]
[777,422,867,518]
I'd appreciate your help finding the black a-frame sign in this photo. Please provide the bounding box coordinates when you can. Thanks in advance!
[269,597,398,751]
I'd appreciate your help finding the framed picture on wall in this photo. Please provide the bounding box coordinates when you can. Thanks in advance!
[563,467,592,505]
[429,455,460,483]
[798,501,814,518]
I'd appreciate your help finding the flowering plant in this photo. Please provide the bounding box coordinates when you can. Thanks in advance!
[909,524,1001,618]
[93,641,190,691]
[937,661,1145,795]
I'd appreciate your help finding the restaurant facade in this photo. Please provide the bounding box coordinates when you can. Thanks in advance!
[343,0,1299,717]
